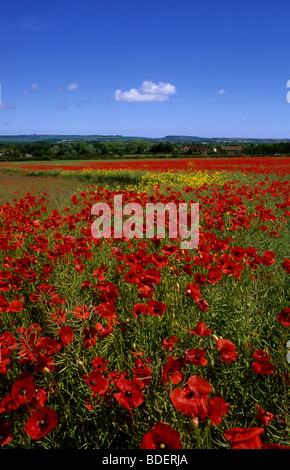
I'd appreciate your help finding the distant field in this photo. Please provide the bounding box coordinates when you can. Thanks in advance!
[1,155,290,165]
[0,155,289,175]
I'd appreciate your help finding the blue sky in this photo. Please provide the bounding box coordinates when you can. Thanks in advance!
[1,0,290,138]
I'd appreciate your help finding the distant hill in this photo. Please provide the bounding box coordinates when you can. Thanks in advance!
[0,134,290,144]
[163,135,290,144]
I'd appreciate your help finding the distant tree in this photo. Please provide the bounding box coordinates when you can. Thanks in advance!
[48,145,60,156]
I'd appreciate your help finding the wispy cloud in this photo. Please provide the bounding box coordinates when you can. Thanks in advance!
[57,83,79,93]
[0,102,14,110]
[217,89,226,95]
[114,80,176,102]
[22,83,39,97]
[67,82,79,91]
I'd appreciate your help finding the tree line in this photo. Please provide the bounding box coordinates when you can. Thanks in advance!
[0,139,289,161]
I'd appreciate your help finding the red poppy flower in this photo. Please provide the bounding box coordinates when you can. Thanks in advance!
[251,349,276,375]
[161,356,184,385]
[132,357,153,388]
[256,405,274,426]
[83,370,109,396]
[36,337,61,356]
[0,392,18,414]
[189,321,212,336]
[207,396,230,425]
[95,321,113,338]
[9,299,24,313]
[59,325,74,346]
[140,422,182,449]
[92,264,107,280]
[29,387,48,411]
[221,260,237,276]
[24,407,58,440]
[94,302,117,319]
[194,272,206,286]
[278,308,290,327]
[82,327,96,348]
[145,299,167,317]
[73,304,90,319]
[96,281,119,302]
[132,303,146,317]
[261,250,276,266]
[81,280,93,289]
[184,348,208,366]
[216,338,238,363]
[0,422,13,445]
[171,375,212,419]
[138,268,161,292]
[91,356,109,371]
[137,284,154,299]
[124,267,144,284]
[188,375,212,395]
[282,258,290,274]
[50,308,66,325]
[197,299,210,311]
[224,427,264,449]
[185,282,202,302]
[207,267,222,284]
[12,375,36,406]
[171,387,201,418]
[161,335,178,350]
[113,377,144,410]
[161,245,179,256]
[150,253,168,268]
[251,358,275,376]
[263,443,290,449]
[0,295,10,313]
[230,246,246,262]
[252,350,269,362]
[70,195,79,204]
[246,246,258,257]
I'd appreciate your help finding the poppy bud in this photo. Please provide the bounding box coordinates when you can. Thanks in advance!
[77,360,84,366]
[212,334,219,341]
[189,418,199,429]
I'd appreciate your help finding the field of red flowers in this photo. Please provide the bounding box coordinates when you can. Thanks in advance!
[2,155,290,175]
[0,157,289,450]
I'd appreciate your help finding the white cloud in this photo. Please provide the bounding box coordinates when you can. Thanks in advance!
[114,80,176,102]
[218,89,225,95]
[66,82,79,91]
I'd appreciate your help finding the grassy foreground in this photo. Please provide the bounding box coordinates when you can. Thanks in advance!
[0,167,289,450]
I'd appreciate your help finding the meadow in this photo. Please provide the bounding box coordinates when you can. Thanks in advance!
[0,156,289,450]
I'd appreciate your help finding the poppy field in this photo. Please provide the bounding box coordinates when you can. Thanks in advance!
[0,156,289,450]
